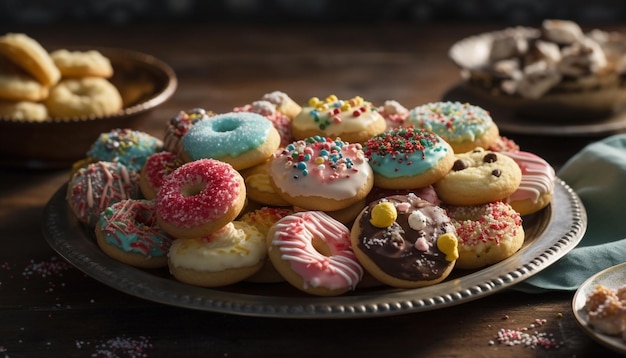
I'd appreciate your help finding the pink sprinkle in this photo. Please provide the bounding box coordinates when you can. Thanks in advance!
[89,335,153,357]
[491,317,562,349]
[22,257,73,278]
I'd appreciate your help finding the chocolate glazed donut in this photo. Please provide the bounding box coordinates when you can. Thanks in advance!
[351,193,458,288]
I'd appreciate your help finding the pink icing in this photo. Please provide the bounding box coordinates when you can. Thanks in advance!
[143,151,177,191]
[155,159,242,228]
[502,151,555,203]
[270,211,363,291]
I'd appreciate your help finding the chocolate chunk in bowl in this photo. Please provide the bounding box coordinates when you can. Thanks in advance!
[0,47,177,169]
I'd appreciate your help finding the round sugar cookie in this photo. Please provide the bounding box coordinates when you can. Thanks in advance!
[0,33,60,86]
[434,148,522,206]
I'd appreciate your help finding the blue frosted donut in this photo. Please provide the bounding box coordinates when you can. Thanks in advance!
[180,111,280,170]
[87,128,163,172]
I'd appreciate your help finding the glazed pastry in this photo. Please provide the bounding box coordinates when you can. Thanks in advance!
[67,161,140,226]
[267,211,363,296]
[239,207,294,283]
[404,101,500,153]
[155,158,247,240]
[350,193,458,288]
[445,201,524,270]
[268,136,373,212]
[233,100,293,147]
[239,159,291,207]
[261,90,302,120]
[139,151,180,200]
[502,151,555,215]
[291,95,386,144]
[86,128,163,172]
[163,108,214,155]
[377,100,409,130]
[95,199,174,268]
[181,111,281,170]
[585,284,626,336]
[168,221,267,287]
[364,127,455,189]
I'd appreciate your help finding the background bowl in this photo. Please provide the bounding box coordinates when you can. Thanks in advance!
[0,47,177,169]
[447,28,626,123]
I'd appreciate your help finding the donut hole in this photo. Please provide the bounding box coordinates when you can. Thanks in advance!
[312,236,332,257]
[212,120,240,133]
[181,182,206,197]
[134,209,154,227]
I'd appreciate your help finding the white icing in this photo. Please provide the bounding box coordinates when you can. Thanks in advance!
[168,222,266,271]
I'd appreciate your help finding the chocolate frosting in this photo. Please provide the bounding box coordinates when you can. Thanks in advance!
[356,194,456,281]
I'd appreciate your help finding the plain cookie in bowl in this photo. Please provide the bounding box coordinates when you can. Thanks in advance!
[0,100,48,121]
[45,77,123,118]
[0,32,60,87]
[50,49,114,78]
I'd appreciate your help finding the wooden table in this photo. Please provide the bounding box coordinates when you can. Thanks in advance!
[1,22,625,357]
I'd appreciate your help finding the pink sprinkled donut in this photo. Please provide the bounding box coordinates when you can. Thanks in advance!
[155,158,246,240]
[445,201,524,270]
[139,151,180,200]
[267,211,364,296]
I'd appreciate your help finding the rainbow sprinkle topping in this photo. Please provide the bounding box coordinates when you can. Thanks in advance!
[306,95,373,130]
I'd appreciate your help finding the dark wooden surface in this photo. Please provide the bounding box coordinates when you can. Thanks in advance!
[1,23,625,357]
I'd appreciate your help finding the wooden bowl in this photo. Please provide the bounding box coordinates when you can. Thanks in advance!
[0,47,177,168]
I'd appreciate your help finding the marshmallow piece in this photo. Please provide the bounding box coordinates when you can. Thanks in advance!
[517,60,562,99]
[542,19,584,45]
[559,36,608,77]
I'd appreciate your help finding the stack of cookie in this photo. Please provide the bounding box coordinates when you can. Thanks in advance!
[0,33,122,121]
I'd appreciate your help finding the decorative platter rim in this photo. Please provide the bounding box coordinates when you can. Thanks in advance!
[42,178,586,319]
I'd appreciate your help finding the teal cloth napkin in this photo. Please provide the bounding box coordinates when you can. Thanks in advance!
[514,133,626,293]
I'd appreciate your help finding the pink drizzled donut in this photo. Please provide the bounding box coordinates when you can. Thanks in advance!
[155,158,246,240]
[502,151,555,215]
[67,161,140,226]
[139,151,180,200]
[267,211,364,296]
[233,100,293,147]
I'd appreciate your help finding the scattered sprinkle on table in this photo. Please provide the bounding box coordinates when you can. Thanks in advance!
[489,316,564,350]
